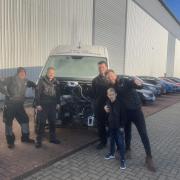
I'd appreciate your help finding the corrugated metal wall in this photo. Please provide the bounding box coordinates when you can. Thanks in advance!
[174,39,180,78]
[94,0,127,73]
[125,0,168,77]
[0,0,93,71]
[0,0,93,100]
[166,33,176,77]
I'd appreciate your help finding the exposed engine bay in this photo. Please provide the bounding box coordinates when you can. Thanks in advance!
[56,80,96,127]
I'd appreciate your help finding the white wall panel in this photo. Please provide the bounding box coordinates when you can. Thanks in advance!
[174,39,180,78]
[94,0,127,73]
[125,0,168,77]
[166,33,175,77]
[0,0,93,70]
[134,0,180,40]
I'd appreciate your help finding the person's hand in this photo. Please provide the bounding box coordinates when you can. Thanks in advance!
[36,105,42,111]
[56,104,60,110]
[104,105,110,113]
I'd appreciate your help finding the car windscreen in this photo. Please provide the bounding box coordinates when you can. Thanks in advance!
[42,55,107,79]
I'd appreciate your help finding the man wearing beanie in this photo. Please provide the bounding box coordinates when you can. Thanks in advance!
[0,67,36,148]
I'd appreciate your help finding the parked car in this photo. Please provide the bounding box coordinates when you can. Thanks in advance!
[36,45,109,128]
[119,75,156,104]
[136,89,156,105]
[138,76,162,96]
[159,77,180,92]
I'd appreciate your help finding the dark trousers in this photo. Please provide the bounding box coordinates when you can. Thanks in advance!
[95,105,107,145]
[125,108,152,157]
[3,103,30,144]
[36,104,57,142]
[110,128,125,161]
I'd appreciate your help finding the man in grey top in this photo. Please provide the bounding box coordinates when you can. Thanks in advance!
[0,67,36,148]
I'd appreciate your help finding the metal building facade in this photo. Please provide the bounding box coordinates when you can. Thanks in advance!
[125,0,168,76]
[0,0,180,88]
[0,0,93,80]
[93,0,127,73]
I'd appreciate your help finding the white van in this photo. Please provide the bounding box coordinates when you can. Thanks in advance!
[38,45,109,127]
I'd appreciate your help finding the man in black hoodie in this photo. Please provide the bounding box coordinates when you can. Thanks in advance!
[92,61,109,149]
[35,67,61,148]
[105,69,156,172]
[104,88,126,170]
[0,67,36,148]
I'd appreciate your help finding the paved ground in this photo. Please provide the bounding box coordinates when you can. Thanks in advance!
[0,94,180,180]
[24,102,180,180]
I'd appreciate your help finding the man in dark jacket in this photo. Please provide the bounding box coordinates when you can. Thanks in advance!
[92,61,109,149]
[105,69,156,172]
[104,88,126,170]
[35,67,60,148]
[0,67,36,148]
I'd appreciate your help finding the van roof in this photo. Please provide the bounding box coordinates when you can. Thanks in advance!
[49,45,108,58]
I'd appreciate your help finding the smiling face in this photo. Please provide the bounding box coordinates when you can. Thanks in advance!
[98,63,108,76]
[107,88,117,102]
[106,71,117,84]
[47,68,55,80]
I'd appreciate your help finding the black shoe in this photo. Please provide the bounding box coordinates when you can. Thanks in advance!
[50,138,61,144]
[35,141,42,148]
[21,137,35,144]
[120,160,126,170]
[8,144,15,149]
[96,143,106,150]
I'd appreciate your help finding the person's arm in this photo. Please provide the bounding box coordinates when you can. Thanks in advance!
[91,78,97,99]
[124,78,143,90]
[55,80,61,105]
[34,79,44,107]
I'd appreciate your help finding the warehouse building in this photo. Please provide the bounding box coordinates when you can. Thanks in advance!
[0,0,180,98]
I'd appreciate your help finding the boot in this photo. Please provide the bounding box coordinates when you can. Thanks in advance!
[145,156,156,172]
[21,134,35,143]
[6,134,15,149]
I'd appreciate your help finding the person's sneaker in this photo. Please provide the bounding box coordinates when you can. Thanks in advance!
[120,160,126,170]
[105,153,115,160]
[35,141,42,148]
[96,143,106,150]
[50,138,61,144]
[8,144,15,149]
[145,156,156,172]
[125,149,132,159]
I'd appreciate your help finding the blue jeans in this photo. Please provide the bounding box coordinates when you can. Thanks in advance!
[110,128,125,161]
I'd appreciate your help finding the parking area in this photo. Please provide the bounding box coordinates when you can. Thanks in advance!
[25,101,180,180]
[0,94,180,180]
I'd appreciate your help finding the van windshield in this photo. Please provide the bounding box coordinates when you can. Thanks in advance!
[42,55,107,79]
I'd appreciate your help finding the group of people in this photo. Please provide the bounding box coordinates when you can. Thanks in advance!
[0,67,61,149]
[92,61,156,171]
[0,62,156,172]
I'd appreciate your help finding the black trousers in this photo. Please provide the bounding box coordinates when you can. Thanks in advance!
[125,108,152,157]
[95,103,108,145]
[3,102,30,144]
[36,104,57,142]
